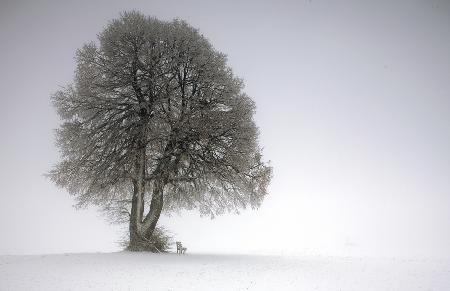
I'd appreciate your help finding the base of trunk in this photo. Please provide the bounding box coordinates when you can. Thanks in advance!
[127,239,161,252]
[127,227,172,253]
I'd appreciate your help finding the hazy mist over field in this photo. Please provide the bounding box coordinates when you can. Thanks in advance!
[1,0,450,259]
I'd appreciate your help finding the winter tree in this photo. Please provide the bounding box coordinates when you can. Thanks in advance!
[49,11,272,251]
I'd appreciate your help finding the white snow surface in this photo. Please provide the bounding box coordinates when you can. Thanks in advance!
[1,252,449,291]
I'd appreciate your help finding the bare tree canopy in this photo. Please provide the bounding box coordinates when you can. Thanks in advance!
[49,11,272,251]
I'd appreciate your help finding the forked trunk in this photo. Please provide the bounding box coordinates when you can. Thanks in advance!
[128,117,166,251]
[128,179,165,251]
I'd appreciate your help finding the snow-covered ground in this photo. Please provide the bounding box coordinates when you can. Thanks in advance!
[1,252,449,291]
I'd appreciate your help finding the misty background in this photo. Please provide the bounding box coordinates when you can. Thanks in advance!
[1,0,449,258]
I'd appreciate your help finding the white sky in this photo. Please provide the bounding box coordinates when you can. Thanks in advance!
[1,0,450,258]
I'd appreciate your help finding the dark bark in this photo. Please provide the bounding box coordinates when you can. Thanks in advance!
[143,179,165,239]
[129,181,140,244]
[128,178,165,252]
[129,143,146,249]
[129,181,145,249]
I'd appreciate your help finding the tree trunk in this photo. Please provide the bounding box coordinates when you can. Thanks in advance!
[128,110,167,251]
[129,181,144,250]
[128,178,165,252]
[142,179,165,239]
[128,146,146,251]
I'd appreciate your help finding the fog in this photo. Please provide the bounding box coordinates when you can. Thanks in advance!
[1,0,449,258]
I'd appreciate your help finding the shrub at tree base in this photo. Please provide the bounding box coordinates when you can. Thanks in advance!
[124,227,173,253]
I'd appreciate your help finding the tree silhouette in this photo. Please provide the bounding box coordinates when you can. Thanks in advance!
[49,11,272,251]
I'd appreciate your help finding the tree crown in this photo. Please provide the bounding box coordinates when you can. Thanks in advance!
[50,11,272,219]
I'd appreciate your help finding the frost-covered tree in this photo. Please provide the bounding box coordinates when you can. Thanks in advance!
[49,11,272,251]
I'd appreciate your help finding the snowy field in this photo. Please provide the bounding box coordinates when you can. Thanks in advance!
[1,252,449,291]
